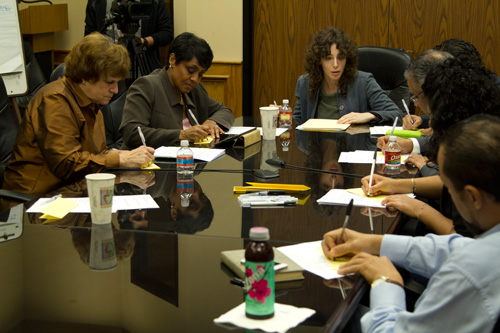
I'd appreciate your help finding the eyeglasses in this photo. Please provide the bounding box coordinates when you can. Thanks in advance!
[410,91,423,103]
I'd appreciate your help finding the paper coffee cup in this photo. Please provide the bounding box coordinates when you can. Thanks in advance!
[86,173,116,225]
[260,106,279,140]
[89,223,117,271]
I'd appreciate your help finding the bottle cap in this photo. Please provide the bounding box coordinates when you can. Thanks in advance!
[181,197,189,207]
[388,135,397,142]
[282,99,289,104]
[180,140,189,147]
[249,227,270,241]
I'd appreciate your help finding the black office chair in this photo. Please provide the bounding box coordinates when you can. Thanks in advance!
[101,80,128,149]
[49,63,127,149]
[50,63,66,82]
[357,46,412,113]
[0,77,37,203]
[16,41,46,118]
[0,77,19,189]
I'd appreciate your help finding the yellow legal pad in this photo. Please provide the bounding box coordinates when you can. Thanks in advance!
[233,182,311,193]
[346,187,387,202]
[40,197,79,221]
[300,118,350,132]
[142,162,161,170]
[317,246,352,270]
[195,136,214,145]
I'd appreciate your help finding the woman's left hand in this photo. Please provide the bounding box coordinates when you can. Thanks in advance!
[338,112,376,124]
[202,120,224,138]
[382,195,424,218]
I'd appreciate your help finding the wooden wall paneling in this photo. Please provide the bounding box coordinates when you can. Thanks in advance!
[252,0,390,119]
[389,0,500,75]
[202,62,243,118]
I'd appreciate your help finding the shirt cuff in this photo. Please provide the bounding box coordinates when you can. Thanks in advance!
[410,138,421,154]
[105,150,121,168]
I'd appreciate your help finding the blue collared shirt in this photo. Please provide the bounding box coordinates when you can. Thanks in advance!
[362,224,500,332]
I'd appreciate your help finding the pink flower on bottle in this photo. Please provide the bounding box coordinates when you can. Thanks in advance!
[249,278,271,304]
[246,268,253,277]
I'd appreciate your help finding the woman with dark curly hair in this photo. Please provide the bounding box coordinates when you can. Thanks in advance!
[293,27,403,125]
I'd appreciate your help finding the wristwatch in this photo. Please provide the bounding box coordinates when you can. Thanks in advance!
[371,276,404,289]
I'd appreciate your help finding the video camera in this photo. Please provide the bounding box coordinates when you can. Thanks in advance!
[110,0,153,36]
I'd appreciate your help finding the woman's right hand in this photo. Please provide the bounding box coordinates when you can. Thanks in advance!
[321,228,383,259]
[119,146,155,168]
[376,135,414,154]
[402,115,422,130]
[180,125,209,142]
[361,174,406,196]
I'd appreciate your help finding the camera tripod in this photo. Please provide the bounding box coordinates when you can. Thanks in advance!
[120,33,152,85]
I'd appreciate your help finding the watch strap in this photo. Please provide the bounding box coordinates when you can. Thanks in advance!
[371,276,404,289]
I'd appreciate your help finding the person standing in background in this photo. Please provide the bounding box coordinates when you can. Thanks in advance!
[84,0,174,72]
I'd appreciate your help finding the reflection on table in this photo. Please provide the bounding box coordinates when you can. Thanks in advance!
[0,118,405,332]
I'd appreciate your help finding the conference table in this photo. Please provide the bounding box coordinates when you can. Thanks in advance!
[0,117,414,332]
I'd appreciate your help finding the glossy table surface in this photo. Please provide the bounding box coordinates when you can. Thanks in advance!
[0,118,411,332]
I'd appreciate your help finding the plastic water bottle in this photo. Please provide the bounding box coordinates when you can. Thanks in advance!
[176,140,194,174]
[177,172,194,207]
[385,136,401,175]
[244,227,275,319]
[279,99,293,128]
[279,129,292,151]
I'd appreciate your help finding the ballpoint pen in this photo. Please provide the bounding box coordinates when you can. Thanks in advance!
[336,199,354,260]
[367,148,377,196]
[137,126,147,146]
[187,108,200,125]
[402,99,415,125]
[390,117,399,136]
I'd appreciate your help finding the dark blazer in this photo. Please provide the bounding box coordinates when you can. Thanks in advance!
[84,0,173,70]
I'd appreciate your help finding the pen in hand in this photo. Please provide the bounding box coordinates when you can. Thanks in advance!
[137,126,147,146]
[335,199,354,260]
[402,99,415,126]
[187,108,200,126]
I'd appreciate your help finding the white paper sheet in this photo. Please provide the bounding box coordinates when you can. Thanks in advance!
[225,126,256,135]
[256,127,288,137]
[154,146,225,161]
[278,241,345,280]
[27,195,159,214]
[369,126,404,136]
[317,189,385,208]
[338,150,410,164]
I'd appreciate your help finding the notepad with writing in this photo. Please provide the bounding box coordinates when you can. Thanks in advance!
[220,248,304,282]
[297,119,350,132]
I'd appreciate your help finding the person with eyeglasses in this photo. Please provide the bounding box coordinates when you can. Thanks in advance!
[403,38,500,133]
[377,50,451,177]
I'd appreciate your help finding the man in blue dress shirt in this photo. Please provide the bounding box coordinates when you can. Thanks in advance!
[322,114,500,332]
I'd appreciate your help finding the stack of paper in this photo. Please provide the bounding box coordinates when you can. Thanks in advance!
[296,119,350,132]
[154,146,225,162]
[338,150,410,164]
